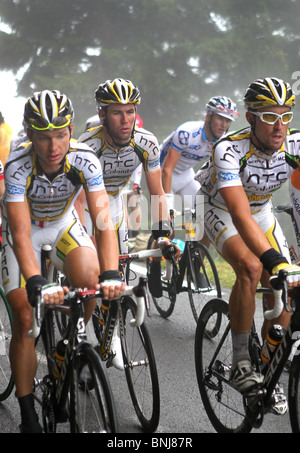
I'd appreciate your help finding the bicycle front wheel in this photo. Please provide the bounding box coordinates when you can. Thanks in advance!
[70,343,118,433]
[195,298,252,433]
[146,234,176,318]
[0,287,14,401]
[120,296,160,432]
[187,242,221,323]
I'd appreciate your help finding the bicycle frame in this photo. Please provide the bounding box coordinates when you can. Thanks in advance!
[261,286,300,406]
[94,277,149,363]
[31,287,89,414]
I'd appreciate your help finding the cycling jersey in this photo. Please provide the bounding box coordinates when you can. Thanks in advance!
[4,140,105,222]
[160,120,216,173]
[196,127,300,213]
[78,125,160,197]
[2,140,103,294]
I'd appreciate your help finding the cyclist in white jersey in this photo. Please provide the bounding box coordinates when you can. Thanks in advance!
[196,78,300,401]
[77,78,171,254]
[2,90,124,433]
[160,96,239,213]
[77,79,177,360]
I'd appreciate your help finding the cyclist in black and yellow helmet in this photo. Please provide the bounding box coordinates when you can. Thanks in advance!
[195,77,300,410]
[3,89,125,432]
[244,77,295,153]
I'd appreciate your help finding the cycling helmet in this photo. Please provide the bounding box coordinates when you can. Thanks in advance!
[95,78,141,108]
[24,90,74,130]
[244,77,295,110]
[205,96,239,121]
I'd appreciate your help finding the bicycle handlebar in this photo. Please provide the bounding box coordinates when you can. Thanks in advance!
[119,243,174,281]
[28,277,149,339]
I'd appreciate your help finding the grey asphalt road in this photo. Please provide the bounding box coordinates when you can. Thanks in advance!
[0,264,292,434]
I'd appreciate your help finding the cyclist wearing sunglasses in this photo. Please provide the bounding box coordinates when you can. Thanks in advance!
[196,77,300,406]
[2,90,125,432]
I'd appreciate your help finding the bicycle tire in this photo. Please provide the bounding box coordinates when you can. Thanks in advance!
[195,298,253,433]
[50,266,69,337]
[0,287,14,401]
[120,295,160,432]
[146,234,176,318]
[70,343,118,433]
[187,242,222,324]
[288,350,300,432]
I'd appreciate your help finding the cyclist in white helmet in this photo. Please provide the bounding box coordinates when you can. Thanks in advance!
[196,77,300,410]
[160,96,239,216]
[3,90,124,432]
[77,79,178,367]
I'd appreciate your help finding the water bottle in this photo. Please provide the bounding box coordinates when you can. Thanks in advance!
[261,324,286,364]
[53,339,67,378]
[184,209,196,241]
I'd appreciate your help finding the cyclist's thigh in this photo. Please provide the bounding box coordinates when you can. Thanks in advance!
[199,196,238,255]
[172,169,200,210]
[1,215,59,294]
[50,213,98,278]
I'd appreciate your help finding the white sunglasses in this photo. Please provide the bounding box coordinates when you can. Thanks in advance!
[251,111,293,125]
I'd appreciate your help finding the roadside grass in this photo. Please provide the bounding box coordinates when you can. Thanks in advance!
[214,258,235,289]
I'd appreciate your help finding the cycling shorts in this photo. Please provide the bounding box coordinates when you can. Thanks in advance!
[171,167,200,210]
[196,194,290,261]
[1,209,95,295]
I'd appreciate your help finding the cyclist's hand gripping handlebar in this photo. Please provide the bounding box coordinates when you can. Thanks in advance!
[264,270,290,320]
[28,285,43,339]
[157,237,180,280]
[27,278,150,338]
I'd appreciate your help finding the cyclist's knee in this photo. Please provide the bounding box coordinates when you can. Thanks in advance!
[7,289,34,338]
[233,255,262,287]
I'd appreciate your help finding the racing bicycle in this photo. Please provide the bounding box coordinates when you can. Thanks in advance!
[31,245,118,433]
[194,270,300,433]
[92,263,160,433]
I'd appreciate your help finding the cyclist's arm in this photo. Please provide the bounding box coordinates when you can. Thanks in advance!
[86,188,119,257]
[161,146,181,193]
[145,169,169,225]
[74,188,86,225]
[6,201,41,280]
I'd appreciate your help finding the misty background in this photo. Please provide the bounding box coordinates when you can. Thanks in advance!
[0,0,299,247]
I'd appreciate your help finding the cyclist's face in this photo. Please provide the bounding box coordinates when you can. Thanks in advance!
[104,104,136,144]
[209,114,232,139]
[247,106,291,152]
[28,125,72,173]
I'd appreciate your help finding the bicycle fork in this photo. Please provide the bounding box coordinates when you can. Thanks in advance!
[99,301,118,364]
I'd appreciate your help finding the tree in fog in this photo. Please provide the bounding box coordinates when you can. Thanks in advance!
[0,0,299,137]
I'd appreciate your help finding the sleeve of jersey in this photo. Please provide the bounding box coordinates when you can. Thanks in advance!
[81,151,105,193]
[170,128,186,152]
[4,159,27,202]
[137,131,161,172]
[212,142,242,189]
